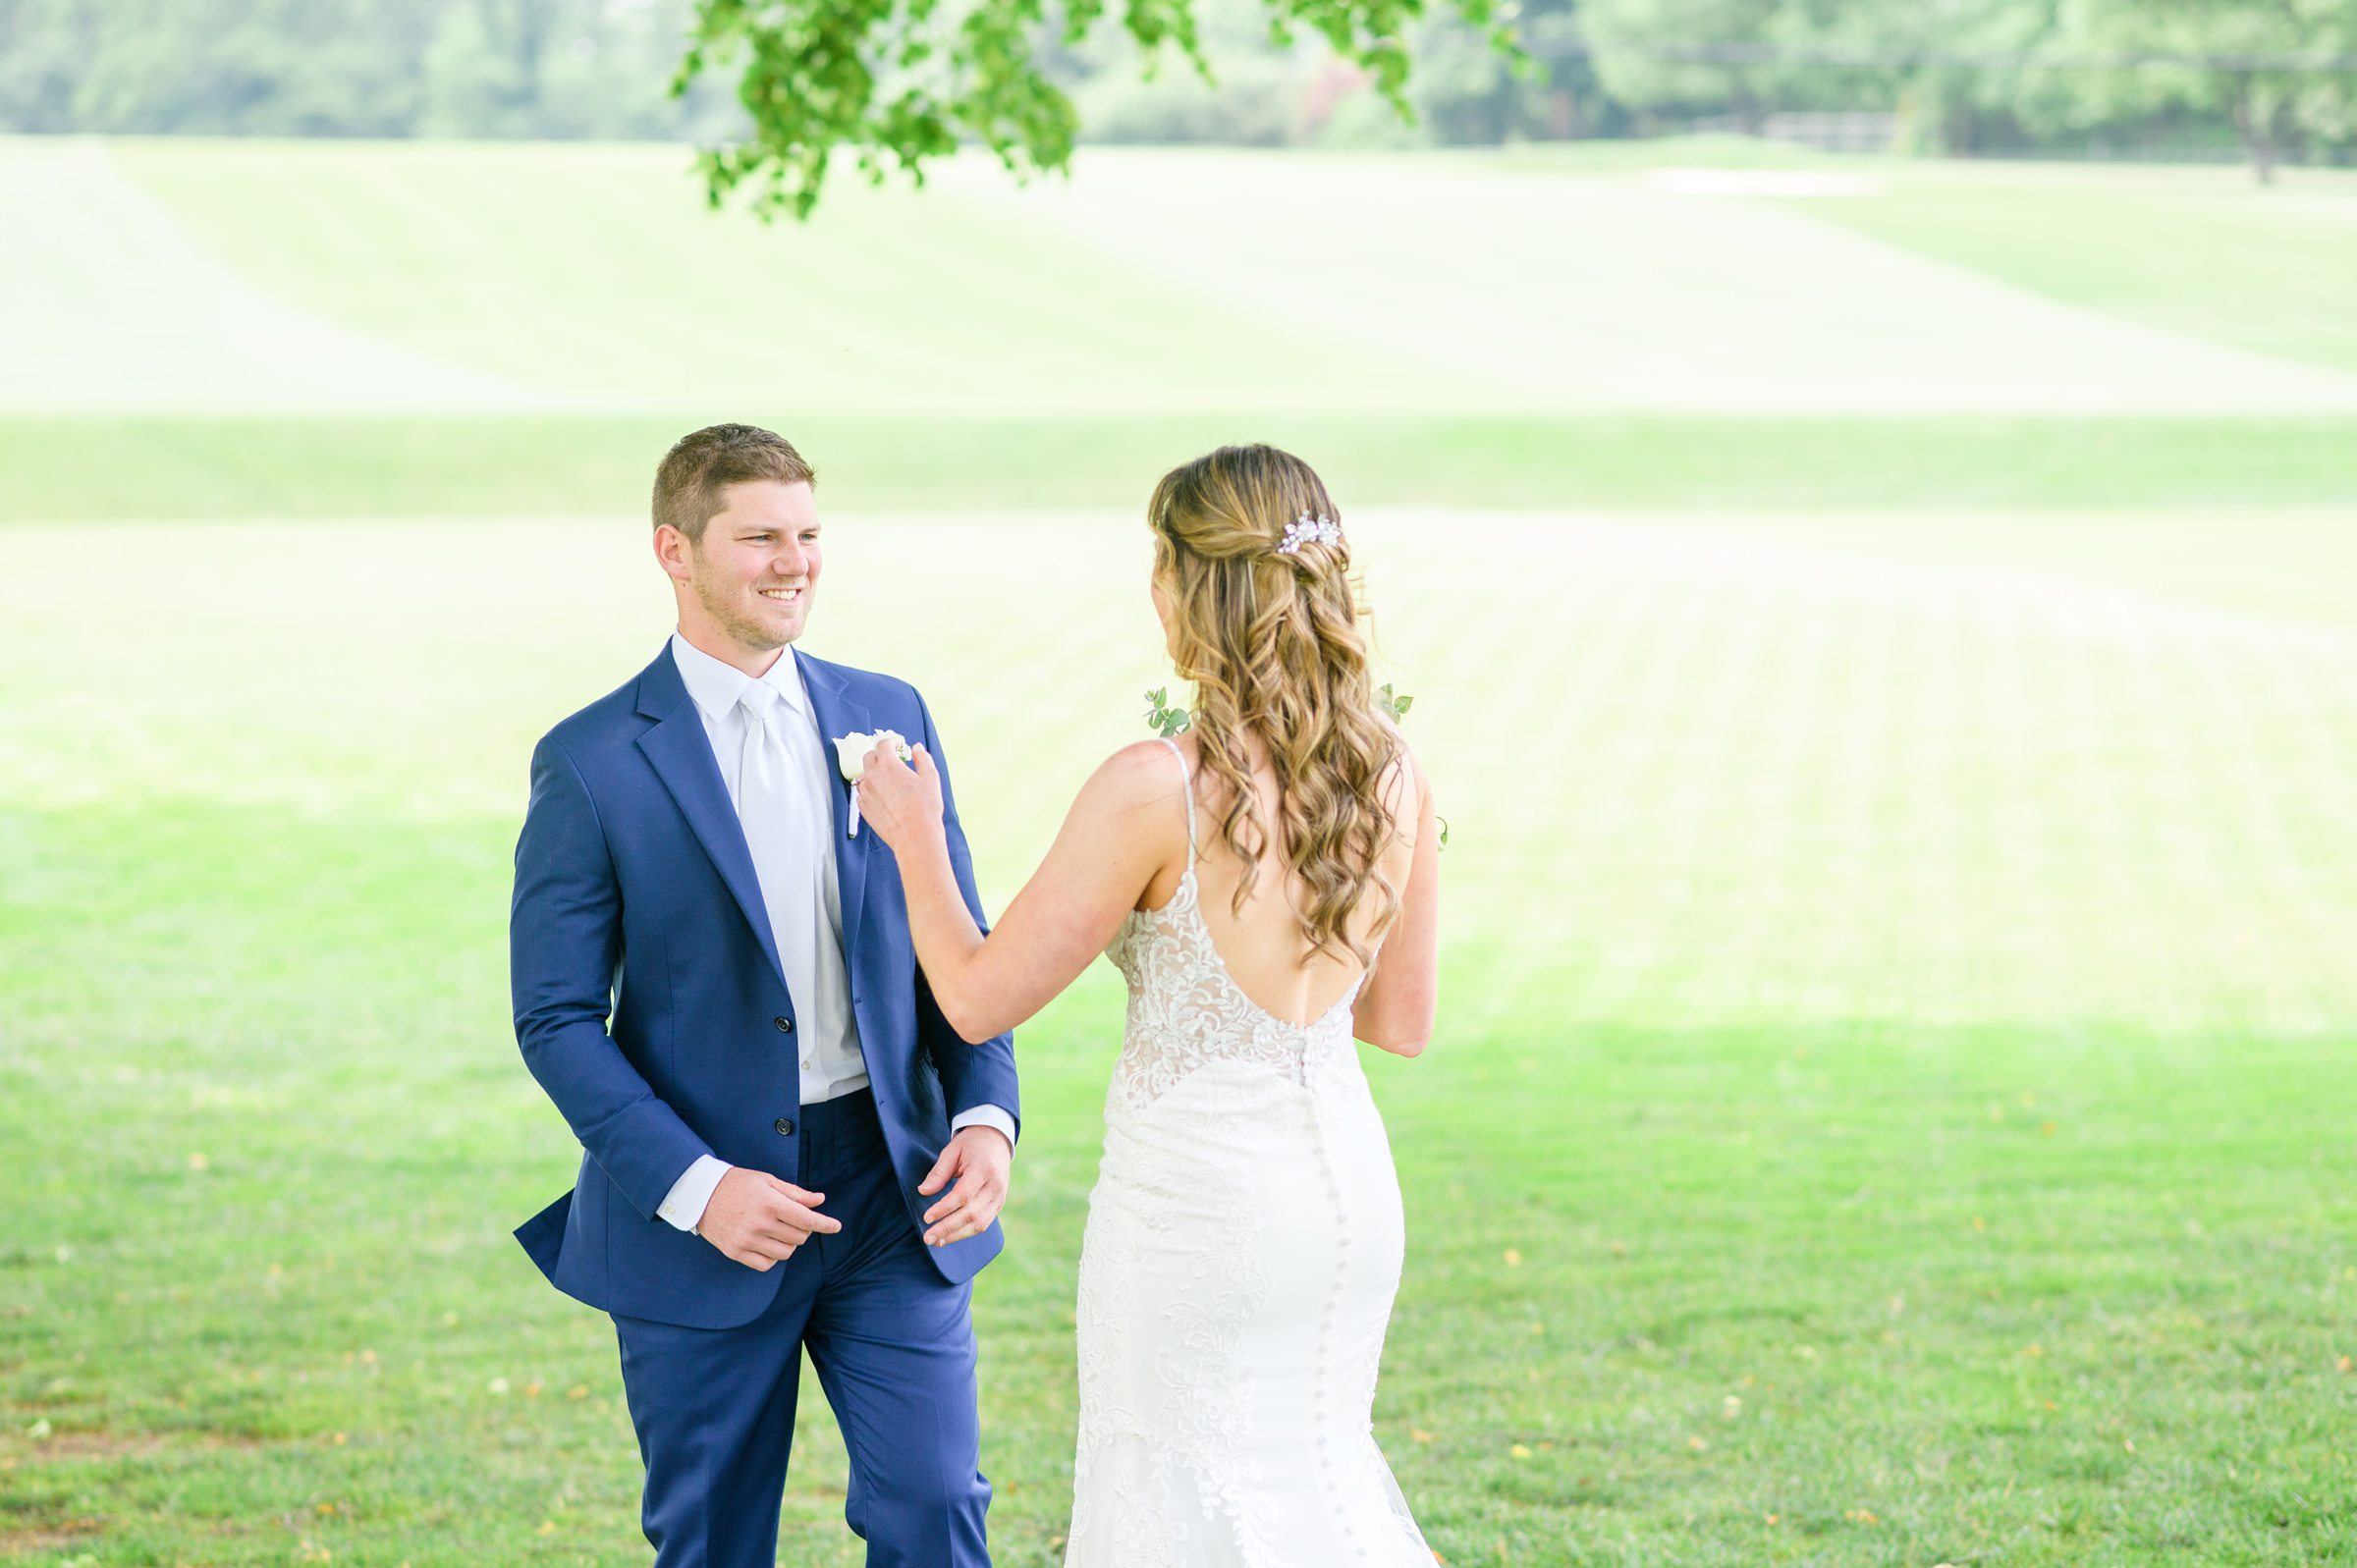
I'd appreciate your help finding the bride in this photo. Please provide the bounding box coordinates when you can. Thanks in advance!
[854,442,1442,1565]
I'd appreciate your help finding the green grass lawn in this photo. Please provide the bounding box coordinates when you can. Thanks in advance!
[1773,163,2357,379]
[12,136,2357,530]
[14,137,2357,422]
[4,135,2356,1566]
[4,504,2355,1566]
[13,412,2357,521]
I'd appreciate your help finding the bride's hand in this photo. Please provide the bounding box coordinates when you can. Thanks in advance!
[857,741,945,851]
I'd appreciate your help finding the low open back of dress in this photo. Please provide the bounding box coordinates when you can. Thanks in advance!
[1136,734,1403,1031]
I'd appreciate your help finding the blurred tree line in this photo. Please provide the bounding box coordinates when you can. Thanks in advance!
[0,0,740,138]
[2,0,2350,176]
[1576,0,2357,175]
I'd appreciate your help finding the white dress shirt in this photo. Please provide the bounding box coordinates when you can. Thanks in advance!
[654,633,1014,1231]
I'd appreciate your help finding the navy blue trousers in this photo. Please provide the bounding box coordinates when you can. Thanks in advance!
[612,1089,991,1568]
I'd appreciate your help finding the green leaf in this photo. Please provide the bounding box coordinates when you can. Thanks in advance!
[680,0,1520,218]
[1144,687,1192,738]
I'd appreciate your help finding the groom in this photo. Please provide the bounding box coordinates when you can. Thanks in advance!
[509,423,1017,1567]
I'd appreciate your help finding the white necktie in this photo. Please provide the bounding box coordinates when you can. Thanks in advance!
[737,685,829,1013]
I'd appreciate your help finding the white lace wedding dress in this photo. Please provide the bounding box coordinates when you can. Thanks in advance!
[1064,739,1431,1567]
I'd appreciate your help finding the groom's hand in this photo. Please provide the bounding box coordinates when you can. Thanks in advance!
[696,1167,842,1271]
[918,1126,1013,1247]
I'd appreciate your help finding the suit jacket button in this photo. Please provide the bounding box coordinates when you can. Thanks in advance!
[774,1015,794,1033]
[774,1117,795,1136]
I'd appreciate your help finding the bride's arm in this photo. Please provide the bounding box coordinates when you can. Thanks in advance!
[1352,749,1439,1056]
[857,738,1186,1044]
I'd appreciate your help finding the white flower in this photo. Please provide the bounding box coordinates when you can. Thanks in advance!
[834,729,911,782]
[833,729,911,838]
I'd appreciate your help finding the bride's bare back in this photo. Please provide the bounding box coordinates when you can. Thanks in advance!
[1135,730,1421,1030]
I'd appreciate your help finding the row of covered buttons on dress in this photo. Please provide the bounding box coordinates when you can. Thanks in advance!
[1306,1096,1370,1558]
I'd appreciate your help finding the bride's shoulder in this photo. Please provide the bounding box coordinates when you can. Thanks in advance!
[1085,738,1192,805]
[1060,741,1196,838]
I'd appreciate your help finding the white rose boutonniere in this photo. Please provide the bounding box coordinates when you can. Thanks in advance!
[833,729,911,837]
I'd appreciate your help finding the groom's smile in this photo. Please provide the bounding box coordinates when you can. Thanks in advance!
[744,572,814,641]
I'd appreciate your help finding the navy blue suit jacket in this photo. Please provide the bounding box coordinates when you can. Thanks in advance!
[510,643,1019,1329]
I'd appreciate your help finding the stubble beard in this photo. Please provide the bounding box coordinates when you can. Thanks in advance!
[691,562,806,655]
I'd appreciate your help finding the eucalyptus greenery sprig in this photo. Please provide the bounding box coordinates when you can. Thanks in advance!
[1144,686,1192,740]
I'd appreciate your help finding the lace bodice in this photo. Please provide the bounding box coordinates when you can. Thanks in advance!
[1102,740,1369,1113]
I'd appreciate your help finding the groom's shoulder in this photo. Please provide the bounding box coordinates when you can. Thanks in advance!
[534,663,657,759]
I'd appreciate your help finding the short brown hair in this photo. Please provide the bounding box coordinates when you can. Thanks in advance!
[653,424,815,543]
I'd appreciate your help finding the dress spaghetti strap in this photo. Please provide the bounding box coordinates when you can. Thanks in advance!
[1157,736,1197,858]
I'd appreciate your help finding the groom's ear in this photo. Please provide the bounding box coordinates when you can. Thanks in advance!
[653,521,693,584]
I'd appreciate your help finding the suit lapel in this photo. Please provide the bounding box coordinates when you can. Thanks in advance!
[631,648,790,993]
[795,648,874,960]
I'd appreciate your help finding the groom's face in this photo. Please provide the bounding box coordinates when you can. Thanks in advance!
[683,479,823,652]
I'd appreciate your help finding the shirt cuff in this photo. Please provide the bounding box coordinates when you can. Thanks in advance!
[949,1105,1017,1150]
[655,1154,732,1233]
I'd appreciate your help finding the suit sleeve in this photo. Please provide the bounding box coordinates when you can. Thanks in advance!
[511,733,715,1220]
[911,693,1021,1136]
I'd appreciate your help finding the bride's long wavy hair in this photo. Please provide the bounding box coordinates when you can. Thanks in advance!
[1148,444,1402,967]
